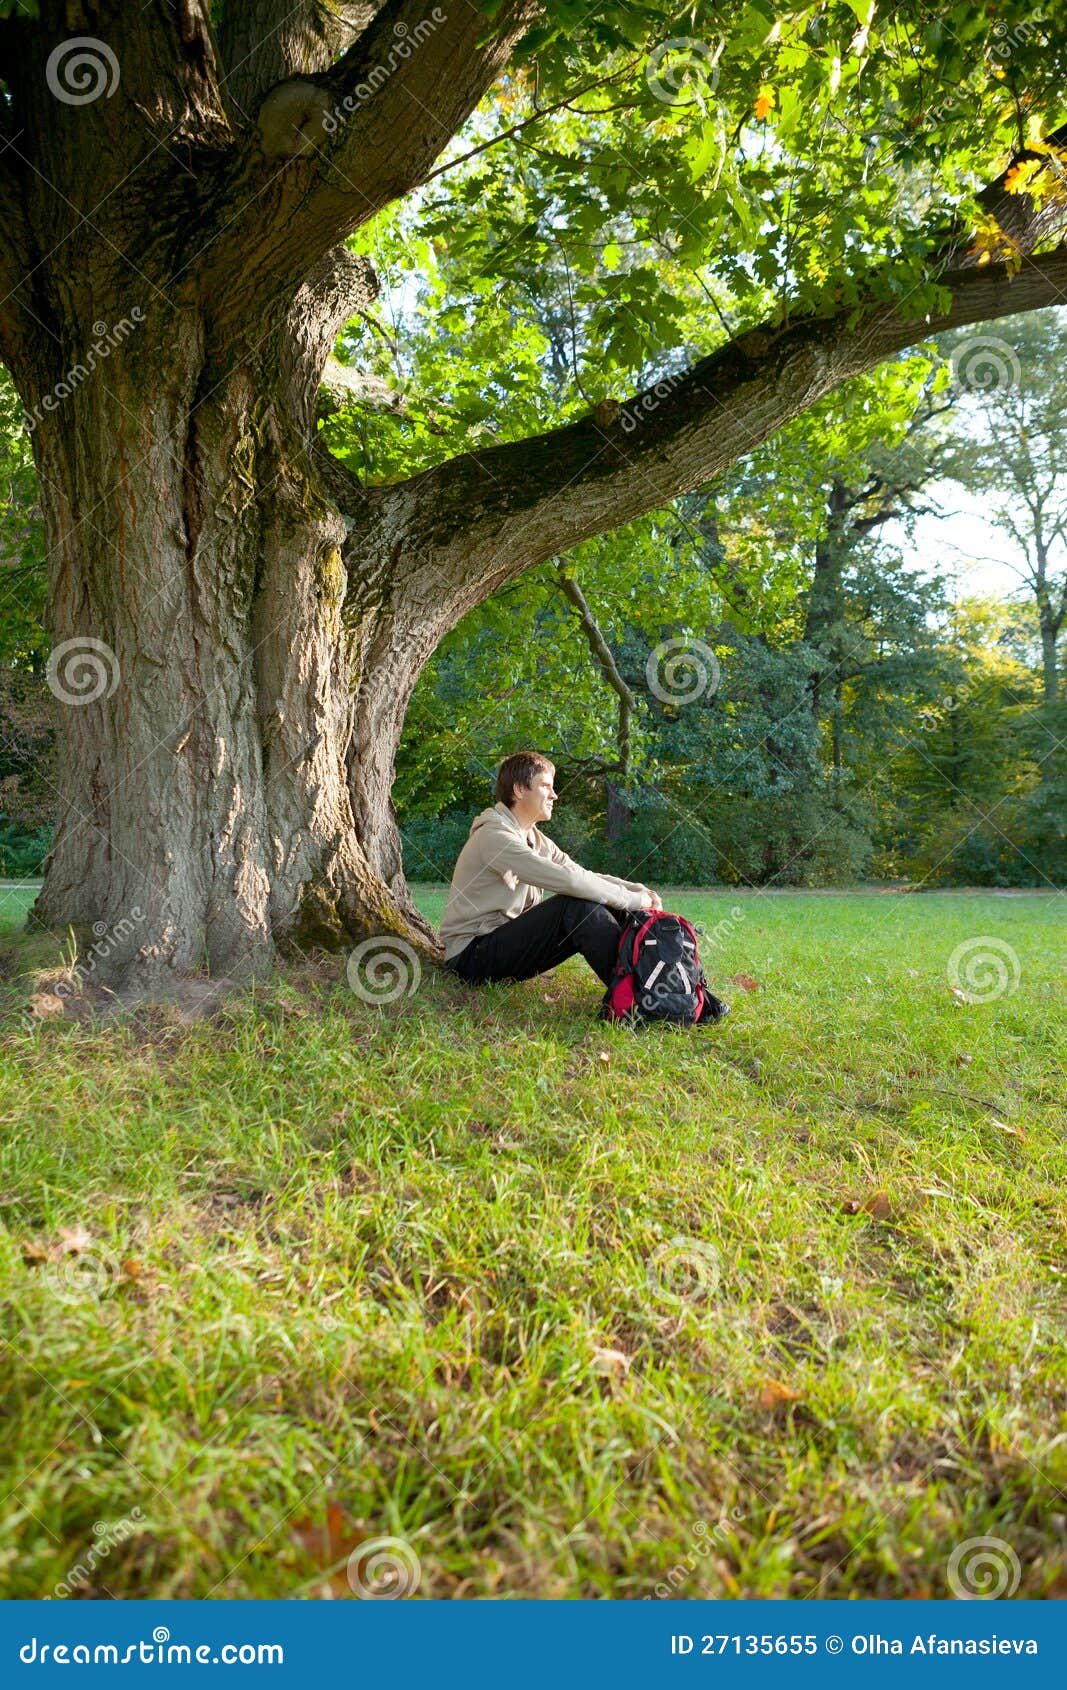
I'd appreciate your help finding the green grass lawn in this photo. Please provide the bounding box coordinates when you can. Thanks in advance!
[1,887,1064,1599]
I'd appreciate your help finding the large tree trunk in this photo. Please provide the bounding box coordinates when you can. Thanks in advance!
[604,780,632,846]
[0,0,535,993]
[24,275,440,991]
[804,478,849,724]
[1039,623,1059,706]
[1033,539,1063,707]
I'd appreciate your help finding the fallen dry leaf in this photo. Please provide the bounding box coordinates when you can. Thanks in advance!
[862,1191,892,1220]
[841,1191,892,1219]
[291,1500,366,1599]
[20,1238,50,1265]
[759,1378,801,1410]
[28,993,65,1020]
[598,1050,610,1063]
[592,1347,631,1380]
[991,1119,1025,1140]
[57,1225,93,1254]
[729,972,760,993]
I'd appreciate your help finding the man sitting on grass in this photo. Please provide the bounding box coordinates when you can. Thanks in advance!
[440,751,662,990]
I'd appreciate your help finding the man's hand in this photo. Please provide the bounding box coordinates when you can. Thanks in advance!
[635,887,663,911]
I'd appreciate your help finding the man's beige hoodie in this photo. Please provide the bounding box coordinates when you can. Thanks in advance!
[439,800,651,961]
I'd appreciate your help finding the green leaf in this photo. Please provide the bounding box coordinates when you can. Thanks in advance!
[683,120,722,184]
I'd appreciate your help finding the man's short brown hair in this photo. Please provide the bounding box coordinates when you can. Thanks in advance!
[495,751,555,808]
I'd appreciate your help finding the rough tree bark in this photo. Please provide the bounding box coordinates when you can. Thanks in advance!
[0,0,535,987]
[1,1,1066,991]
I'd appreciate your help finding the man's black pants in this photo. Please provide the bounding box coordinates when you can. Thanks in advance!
[444,896,629,989]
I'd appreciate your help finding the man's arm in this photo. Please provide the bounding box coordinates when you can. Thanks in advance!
[597,870,649,895]
[600,873,662,910]
[490,829,650,911]
[536,832,657,906]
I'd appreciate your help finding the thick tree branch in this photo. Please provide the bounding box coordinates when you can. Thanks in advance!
[955,121,1067,268]
[3,0,233,300]
[203,0,537,336]
[359,244,1067,605]
[278,241,379,434]
[216,2,383,117]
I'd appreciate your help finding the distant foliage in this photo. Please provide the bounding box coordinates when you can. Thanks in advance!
[0,819,50,878]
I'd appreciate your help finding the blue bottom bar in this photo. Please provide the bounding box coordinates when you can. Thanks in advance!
[2,1601,1063,1688]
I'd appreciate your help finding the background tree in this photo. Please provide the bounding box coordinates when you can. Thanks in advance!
[882,597,1063,884]
[939,308,1067,705]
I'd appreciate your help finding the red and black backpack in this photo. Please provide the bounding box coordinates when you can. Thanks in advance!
[599,910,729,1028]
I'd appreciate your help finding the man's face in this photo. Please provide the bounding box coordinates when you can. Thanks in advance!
[517,766,558,822]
